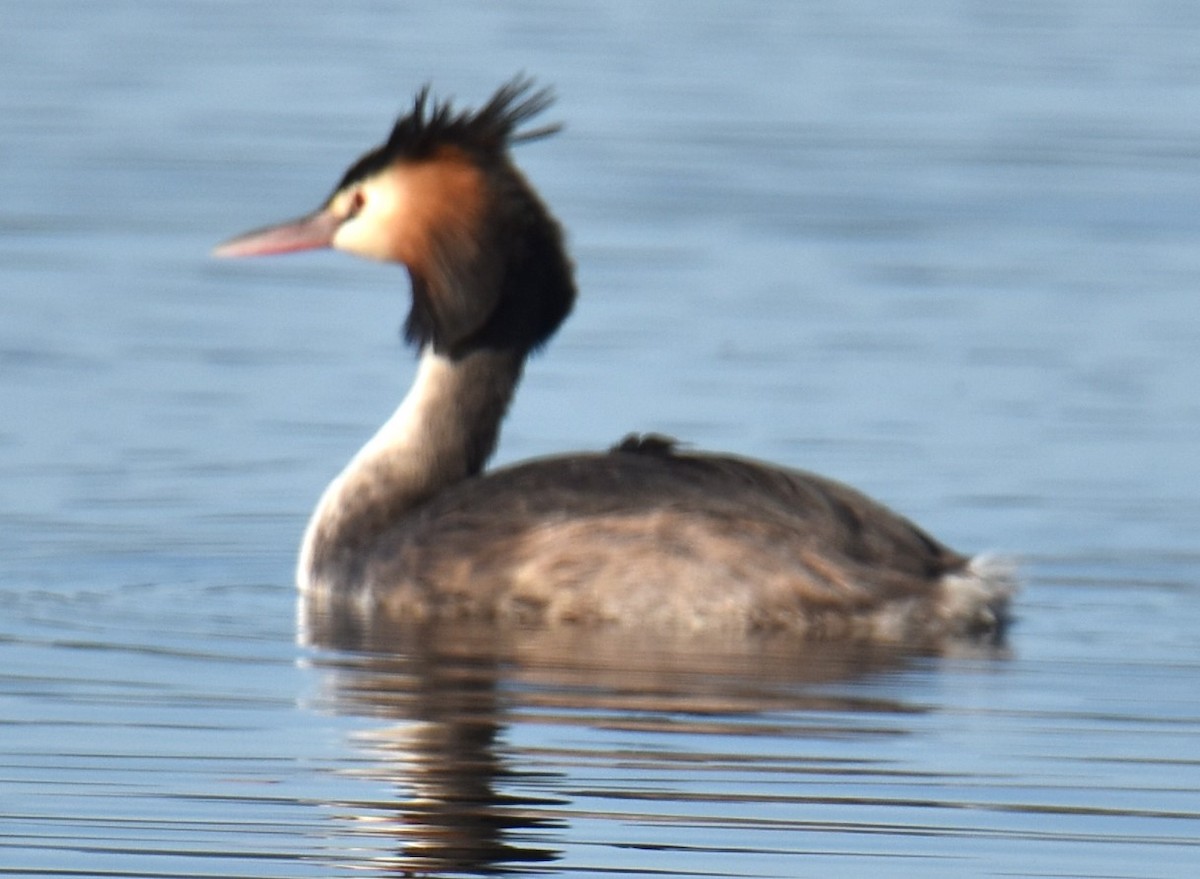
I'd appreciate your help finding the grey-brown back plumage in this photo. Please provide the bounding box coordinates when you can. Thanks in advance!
[329,437,979,641]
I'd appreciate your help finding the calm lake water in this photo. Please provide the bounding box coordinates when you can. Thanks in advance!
[4,2,1200,877]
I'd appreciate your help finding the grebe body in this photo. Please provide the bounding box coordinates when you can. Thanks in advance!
[216,79,1013,642]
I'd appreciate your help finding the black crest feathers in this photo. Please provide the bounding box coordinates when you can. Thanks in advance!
[334,76,559,193]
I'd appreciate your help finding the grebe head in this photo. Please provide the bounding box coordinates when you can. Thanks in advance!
[215,77,575,356]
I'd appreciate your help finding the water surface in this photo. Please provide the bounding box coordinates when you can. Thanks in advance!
[3,2,1200,877]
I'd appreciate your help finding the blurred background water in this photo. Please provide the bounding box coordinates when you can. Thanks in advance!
[3,1,1200,877]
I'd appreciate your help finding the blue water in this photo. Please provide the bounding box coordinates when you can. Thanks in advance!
[4,2,1200,877]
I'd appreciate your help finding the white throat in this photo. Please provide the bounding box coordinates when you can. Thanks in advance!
[296,344,521,593]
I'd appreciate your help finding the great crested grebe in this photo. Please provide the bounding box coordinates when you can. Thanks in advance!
[216,78,1013,642]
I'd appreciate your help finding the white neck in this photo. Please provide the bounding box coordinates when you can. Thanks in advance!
[297,344,522,592]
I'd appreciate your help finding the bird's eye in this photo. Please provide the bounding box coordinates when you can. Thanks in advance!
[346,189,366,219]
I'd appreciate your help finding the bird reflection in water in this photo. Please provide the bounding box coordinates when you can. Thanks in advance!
[299,604,982,875]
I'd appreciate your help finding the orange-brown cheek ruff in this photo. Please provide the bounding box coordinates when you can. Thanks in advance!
[369,150,489,274]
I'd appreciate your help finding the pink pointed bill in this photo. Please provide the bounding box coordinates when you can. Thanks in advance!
[213,208,341,258]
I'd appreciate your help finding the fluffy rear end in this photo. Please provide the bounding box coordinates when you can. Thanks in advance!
[937,554,1018,640]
